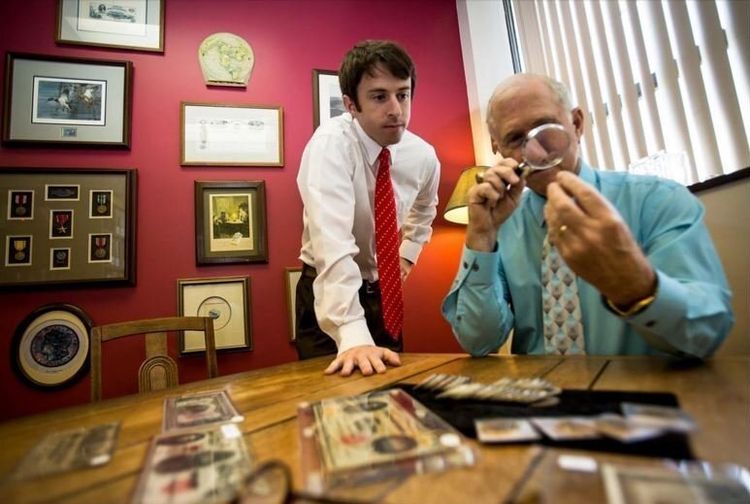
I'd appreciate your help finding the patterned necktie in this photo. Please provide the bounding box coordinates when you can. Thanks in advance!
[374,148,403,340]
[541,233,585,354]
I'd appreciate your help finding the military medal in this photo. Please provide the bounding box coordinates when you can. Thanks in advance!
[55,213,70,234]
[94,236,107,258]
[14,193,28,216]
[96,194,108,214]
[13,239,27,261]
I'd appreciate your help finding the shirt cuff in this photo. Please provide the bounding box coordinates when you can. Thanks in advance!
[458,246,500,287]
[336,319,376,354]
[400,240,423,265]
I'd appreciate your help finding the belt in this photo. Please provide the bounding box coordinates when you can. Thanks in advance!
[301,263,379,294]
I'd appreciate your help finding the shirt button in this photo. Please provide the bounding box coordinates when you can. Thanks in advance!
[645,320,656,327]
[472,263,479,272]
[457,315,462,321]
[463,261,468,269]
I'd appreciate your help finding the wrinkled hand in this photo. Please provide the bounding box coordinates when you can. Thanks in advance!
[544,172,656,306]
[466,159,526,252]
[324,345,402,377]
[400,257,413,282]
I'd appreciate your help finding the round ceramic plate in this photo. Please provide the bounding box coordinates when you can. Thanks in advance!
[12,304,93,389]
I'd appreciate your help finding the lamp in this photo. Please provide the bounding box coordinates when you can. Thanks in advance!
[443,166,487,224]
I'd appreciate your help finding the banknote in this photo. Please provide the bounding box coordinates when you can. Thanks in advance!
[14,421,120,479]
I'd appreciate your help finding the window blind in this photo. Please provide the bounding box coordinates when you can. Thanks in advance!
[510,0,750,184]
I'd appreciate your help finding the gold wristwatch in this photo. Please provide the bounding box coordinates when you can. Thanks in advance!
[605,281,658,317]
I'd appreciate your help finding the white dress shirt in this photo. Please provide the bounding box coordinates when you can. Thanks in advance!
[297,113,440,353]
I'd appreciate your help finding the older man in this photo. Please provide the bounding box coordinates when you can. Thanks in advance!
[442,74,733,358]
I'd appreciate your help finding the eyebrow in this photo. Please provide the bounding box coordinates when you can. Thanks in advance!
[502,116,560,144]
[366,86,411,94]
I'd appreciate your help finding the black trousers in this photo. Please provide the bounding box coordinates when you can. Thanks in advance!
[295,263,403,360]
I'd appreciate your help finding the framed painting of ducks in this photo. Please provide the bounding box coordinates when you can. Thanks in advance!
[2,53,133,147]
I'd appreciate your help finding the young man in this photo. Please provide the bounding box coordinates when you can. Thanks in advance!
[296,40,440,376]
[442,73,733,358]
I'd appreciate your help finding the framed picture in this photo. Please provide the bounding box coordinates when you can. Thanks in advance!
[2,53,132,147]
[312,69,344,129]
[178,276,252,353]
[181,102,284,166]
[194,181,268,265]
[11,303,93,389]
[56,0,165,52]
[284,267,302,341]
[0,168,137,288]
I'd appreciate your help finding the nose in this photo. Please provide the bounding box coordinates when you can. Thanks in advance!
[385,94,402,118]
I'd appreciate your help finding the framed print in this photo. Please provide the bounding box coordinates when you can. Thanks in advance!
[178,276,252,353]
[195,181,268,265]
[56,0,165,52]
[11,303,93,389]
[0,168,136,288]
[312,69,344,129]
[2,53,133,147]
[181,102,284,166]
[284,267,302,341]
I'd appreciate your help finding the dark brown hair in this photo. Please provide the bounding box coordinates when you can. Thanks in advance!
[339,40,416,111]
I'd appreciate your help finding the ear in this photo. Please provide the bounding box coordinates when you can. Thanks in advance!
[571,107,585,142]
[343,95,357,114]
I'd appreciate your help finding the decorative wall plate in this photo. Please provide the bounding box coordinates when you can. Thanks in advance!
[12,303,93,389]
[198,32,254,87]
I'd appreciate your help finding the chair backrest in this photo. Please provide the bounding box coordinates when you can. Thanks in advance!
[90,316,218,401]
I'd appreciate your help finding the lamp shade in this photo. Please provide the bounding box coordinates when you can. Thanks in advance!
[443,166,488,224]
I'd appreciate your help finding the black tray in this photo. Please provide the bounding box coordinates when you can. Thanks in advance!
[397,384,694,460]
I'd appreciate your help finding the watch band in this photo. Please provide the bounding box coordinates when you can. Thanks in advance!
[605,292,656,317]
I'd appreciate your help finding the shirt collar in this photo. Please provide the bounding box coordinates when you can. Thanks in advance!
[352,116,398,168]
[527,159,595,227]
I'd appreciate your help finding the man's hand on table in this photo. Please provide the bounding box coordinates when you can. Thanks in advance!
[324,345,402,377]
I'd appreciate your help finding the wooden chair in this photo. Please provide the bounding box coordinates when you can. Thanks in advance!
[90,316,219,401]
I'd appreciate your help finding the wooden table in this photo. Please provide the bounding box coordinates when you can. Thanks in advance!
[0,354,747,503]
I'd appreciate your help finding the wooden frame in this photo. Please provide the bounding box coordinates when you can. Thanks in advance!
[0,168,137,288]
[11,303,93,389]
[194,180,268,265]
[312,69,344,129]
[177,276,252,353]
[2,53,133,147]
[56,0,165,52]
[180,102,284,166]
[284,267,302,341]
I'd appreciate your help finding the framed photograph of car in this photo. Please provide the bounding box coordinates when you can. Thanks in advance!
[56,0,165,52]
[2,53,133,147]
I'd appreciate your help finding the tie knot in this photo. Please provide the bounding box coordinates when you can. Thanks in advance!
[379,148,391,167]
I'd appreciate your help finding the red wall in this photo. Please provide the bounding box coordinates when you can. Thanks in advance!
[0,0,472,419]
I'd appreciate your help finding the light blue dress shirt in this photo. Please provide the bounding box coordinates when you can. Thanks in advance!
[442,163,734,358]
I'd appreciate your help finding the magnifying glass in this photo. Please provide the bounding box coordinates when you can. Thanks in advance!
[477,123,571,182]
[514,123,571,176]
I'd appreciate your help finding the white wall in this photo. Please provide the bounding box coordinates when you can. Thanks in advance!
[697,177,750,356]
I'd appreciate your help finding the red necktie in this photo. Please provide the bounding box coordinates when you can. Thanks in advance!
[375,148,404,339]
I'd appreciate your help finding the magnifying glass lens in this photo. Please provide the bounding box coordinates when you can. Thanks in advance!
[521,124,570,170]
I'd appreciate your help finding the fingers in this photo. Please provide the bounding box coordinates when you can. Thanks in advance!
[382,349,402,367]
[324,346,400,377]
[554,171,613,219]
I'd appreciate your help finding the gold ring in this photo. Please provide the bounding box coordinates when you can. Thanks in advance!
[559,224,568,235]
[475,172,485,184]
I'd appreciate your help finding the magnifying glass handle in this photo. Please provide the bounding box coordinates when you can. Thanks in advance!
[475,163,530,184]
[513,162,531,178]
